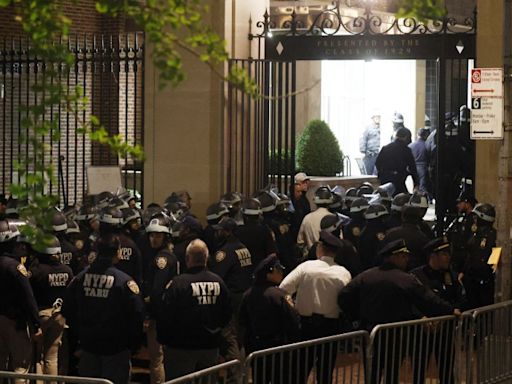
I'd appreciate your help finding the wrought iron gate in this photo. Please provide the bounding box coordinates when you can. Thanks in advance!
[224,59,296,195]
[0,33,144,206]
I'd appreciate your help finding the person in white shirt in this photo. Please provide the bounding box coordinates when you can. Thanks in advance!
[297,186,339,250]
[280,230,352,384]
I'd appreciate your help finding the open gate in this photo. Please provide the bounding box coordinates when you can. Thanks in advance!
[224,2,476,225]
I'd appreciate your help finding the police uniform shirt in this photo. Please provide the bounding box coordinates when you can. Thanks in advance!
[156,266,232,350]
[280,256,351,319]
[263,214,298,271]
[61,258,144,355]
[343,216,365,250]
[209,238,253,294]
[464,225,496,282]
[239,281,300,352]
[57,235,81,275]
[29,257,73,311]
[411,265,466,309]
[338,263,453,330]
[115,232,143,285]
[236,222,277,268]
[358,221,387,269]
[297,207,336,250]
[0,254,40,330]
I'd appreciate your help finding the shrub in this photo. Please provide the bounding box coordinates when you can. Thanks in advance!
[296,119,343,176]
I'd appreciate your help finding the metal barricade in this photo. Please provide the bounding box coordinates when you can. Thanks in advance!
[243,330,368,384]
[165,359,242,384]
[471,301,512,384]
[456,309,476,384]
[0,370,113,384]
[368,315,458,384]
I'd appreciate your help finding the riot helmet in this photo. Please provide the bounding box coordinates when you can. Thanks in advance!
[364,204,389,220]
[350,197,370,214]
[206,202,230,224]
[314,186,334,206]
[391,193,411,212]
[472,203,496,223]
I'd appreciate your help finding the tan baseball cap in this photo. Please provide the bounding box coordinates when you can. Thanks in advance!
[294,172,310,184]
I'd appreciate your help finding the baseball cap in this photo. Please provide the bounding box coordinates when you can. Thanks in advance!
[294,172,310,184]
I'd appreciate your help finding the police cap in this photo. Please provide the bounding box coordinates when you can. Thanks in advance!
[319,230,345,250]
[423,237,450,255]
[254,255,284,280]
[456,191,478,207]
[212,217,238,231]
[378,239,410,258]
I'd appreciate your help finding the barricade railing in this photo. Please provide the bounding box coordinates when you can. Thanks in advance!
[243,330,368,384]
[368,315,458,384]
[457,309,476,384]
[165,359,242,384]
[0,371,113,384]
[471,301,512,384]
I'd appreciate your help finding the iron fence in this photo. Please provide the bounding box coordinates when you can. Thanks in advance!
[0,33,144,206]
[244,330,368,384]
[0,370,113,384]
[164,359,242,384]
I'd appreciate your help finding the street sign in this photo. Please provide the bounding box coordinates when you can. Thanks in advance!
[470,68,504,140]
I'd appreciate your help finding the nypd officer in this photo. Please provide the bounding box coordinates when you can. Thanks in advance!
[29,235,73,377]
[62,233,144,384]
[0,219,42,380]
[338,239,458,384]
[411,238,466,384]
[239,255,300,384]
[280,230,352,384]
[157,239,232,380]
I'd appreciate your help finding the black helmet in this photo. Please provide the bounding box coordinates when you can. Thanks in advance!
[276,193,291,207]
[254,191,278,213]
[121,208,141,226]
[165,201,188,220]
[345,188,358,202]
[320,214,343,233]
[75,204,97,222]
[408,192,429,209]
[0,219,21,243]
[472,203,496,223]
[242,198,262,216]
[99,206,124,226]
[220,192,242,210]
[375,185,392,202]
[350,197,370,214]
[52,209,68,233]
[314,186,334,206]
[329,186,344,209]
[364,204,388,220]
[357,184,373,197]
[95,191,114,209]
[108,196,129,210]
[34,234,61,256]
[206,202,229,223]
[391,193,411,212]
[65,219,81,235]
[145,214,172,234]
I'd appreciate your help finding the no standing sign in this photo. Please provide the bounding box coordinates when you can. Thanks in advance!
[470,68,504,140]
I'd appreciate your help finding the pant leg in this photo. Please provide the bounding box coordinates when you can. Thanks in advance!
[194,348,219,371]
[38,315,65,377]
[101,350,131,384]
[147,319,165,384]
[78,351,102,379]
[163,347,197,381]
[220,318,240,361]
[2,316,32,384]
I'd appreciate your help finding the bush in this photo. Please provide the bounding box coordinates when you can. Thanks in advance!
[296,119,343,176]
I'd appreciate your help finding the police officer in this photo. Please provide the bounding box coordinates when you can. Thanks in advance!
[386,193,410,230]
[171,215,202,274]
[29,235,73,377]
[236,198,277,268]
[297,186,335,250]
[407,192,435,239]
[52,209,82,274]
[273,192,301,272]
[445,191,478,274]
[121,207,144,245]
[239,255,300,384]
[342,188,358,215]
[386,206,429,270]
[410,238,466,384]
[376,127,419,195]
[220,192,244,226]
[359,111,381,175]
[343,197,369,250]
[390,112,412,144]
[142,214,179,384]
[62,233,144,384]
[203,202,230,256]
[0,219,42,379]
[96,206,143,285]
[462,203,497,309]
[338,239,458,384]
[280,230,352,384]
[409,128,431,195]
[157,239,231,380]
[359,204,388,270]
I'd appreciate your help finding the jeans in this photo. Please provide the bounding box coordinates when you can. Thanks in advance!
[363,154,378,175]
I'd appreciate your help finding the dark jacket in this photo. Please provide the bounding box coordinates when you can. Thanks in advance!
[29,256,73,310]
[62,259,144,355]
[235,222,277,268]
[385,223,429,271]
[157,266,232,349]
[376,140,419,195]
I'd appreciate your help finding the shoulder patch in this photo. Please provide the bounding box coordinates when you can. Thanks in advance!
[284,294,294,308]
[75,239,84,250]
[471,224,478,233]
[480,238,487,249]
[88,251,97,264]
[215,251,226,263]
[376,232,385,241]
[127,280,140,294]
[352,227,361,237]
[156,256,167,270]
[17,264,28,277]
[167,243,174,253]
[279,224,289,235]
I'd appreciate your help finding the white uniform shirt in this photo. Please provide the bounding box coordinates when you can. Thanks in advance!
[297,207,334,250]
[279,256,352,319]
